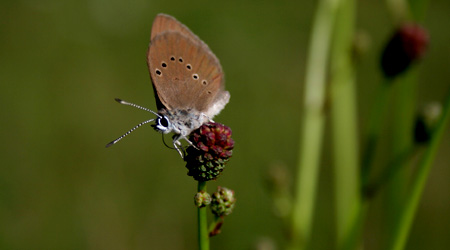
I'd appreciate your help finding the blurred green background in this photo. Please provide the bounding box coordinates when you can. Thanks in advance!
[1,0,449,249]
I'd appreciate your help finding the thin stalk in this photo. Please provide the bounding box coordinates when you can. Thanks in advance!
[208,215,223,237]
[355,80,391,250]
[388,89,450,250]
[290,0,338,249]
[355,144,416,250]
[386,0,430,22]
[408,0,429,21]
[365,146,417,198]
[386,72,417,245]
[361,80,390,187]
[329,0,360,249]
[198,181,209,250]
[386,0,410,23]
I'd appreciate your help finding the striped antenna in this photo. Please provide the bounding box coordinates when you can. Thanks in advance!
[114,98,161,117]
[106,98,160,148]
[106,119,155,148]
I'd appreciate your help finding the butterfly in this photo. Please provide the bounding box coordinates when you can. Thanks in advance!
[107,14,229,158]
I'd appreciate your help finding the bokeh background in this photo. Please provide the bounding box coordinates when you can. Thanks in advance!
[1,0,449,249]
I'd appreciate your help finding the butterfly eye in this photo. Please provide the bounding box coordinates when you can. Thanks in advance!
[202,80,207,85]
[193,74,199,80]
[186,64,192,70]
[154,116,172,134]
[178,57,183,63]
[161,62,167,68]
[158,116,169,128]
[156,69,162,76]
[170,56,175,61]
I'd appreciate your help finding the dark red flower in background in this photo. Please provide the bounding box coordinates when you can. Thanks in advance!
[381,23,429,78]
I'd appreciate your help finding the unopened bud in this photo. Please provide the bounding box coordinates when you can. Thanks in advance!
[210,186,236,217]
[194,191,211,208]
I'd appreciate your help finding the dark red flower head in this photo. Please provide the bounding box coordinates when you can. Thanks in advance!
[185,122,234,181]
[381,23,429,78]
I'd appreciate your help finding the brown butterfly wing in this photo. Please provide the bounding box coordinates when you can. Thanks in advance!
[148,14,227,115]
[151,14,201,43]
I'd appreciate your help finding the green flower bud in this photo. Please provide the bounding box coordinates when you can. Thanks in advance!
[210,186,236,217]
[414,102,442,143]
[194,191,211,208]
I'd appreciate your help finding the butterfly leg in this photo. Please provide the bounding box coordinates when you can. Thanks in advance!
[182,136,199,150]
[171,134,201,158]
[172,134,185,158]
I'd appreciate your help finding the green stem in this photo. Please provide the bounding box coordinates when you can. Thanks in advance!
[386,72,417,245]
[361,80,390,187]
[198,181,209,250]
[329,0,360,249]
[350,80,391,250]
[388,89,450,250]
[208,215,224,237]
[408,0,429,21]
[386,0,411,23]
[290,0,338,249]
[365,146,417,198]
[353,146,416,250]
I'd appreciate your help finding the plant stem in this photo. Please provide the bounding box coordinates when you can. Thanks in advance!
[208,215,224,237]
[365,146,417,198]
[409,0,429,21]
[386,0,413,23]
[198,181,209,250]
[290,0,338,249]
[388,89,450,250]
[361,80,390,187]
[386,71,417,245]
[329,0,360,248]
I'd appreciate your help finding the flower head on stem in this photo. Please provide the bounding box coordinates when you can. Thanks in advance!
[185,122,234,181]
[381,23,429,78]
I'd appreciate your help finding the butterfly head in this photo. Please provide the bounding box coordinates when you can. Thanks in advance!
[153,115,173,134]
